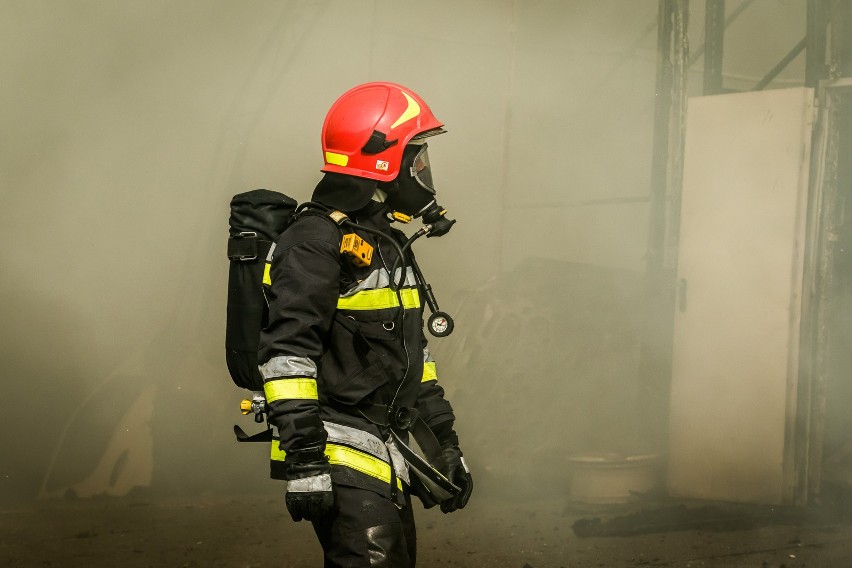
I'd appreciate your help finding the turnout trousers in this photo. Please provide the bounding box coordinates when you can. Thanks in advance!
[311,484,416,567]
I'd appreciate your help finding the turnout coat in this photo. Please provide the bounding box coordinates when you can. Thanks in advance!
[258,200,457,503]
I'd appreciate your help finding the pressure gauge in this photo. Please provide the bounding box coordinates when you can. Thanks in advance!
[427,311,454,337]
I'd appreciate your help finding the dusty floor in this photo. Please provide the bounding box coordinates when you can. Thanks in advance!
[2,492,852,567]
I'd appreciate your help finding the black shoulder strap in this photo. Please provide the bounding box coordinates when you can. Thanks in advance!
[293,203,356,237]
[295,204,361,293]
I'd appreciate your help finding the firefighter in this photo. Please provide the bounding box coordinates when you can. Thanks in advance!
[258,82,473,567]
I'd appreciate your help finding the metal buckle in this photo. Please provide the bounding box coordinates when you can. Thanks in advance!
[231,231,258,261]
[391,406,418,430]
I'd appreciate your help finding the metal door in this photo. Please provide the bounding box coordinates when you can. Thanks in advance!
[667,87,815,505]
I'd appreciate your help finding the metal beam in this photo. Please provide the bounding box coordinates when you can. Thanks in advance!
[806,0,830,87]
[689,0,756,69]
[752,37,808,91]
[646,0,675,273]
[647,0,689,272]
[703,0,725,94]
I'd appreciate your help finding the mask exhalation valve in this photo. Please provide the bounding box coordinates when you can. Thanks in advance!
[422,203,455,238]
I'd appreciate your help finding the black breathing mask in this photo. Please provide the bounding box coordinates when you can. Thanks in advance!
[381,143,456,237]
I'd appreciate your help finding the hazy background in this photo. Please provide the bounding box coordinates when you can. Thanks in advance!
[0,0,808,504]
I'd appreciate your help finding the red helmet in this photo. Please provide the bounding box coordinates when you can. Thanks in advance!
[321,82,444,182]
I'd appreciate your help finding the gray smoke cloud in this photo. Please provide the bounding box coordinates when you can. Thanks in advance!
[0,0,815,510]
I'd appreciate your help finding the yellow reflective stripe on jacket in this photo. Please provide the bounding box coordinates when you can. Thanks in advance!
[269,442,402,490]
[262,262,272,285]
[337,288,420,311]
[326,445,401,489]
[263,377,318,402]
[421,361,437,382]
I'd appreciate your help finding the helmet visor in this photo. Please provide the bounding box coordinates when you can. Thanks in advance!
[409,144,436,194]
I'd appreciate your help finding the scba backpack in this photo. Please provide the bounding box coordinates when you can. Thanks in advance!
[226,187,454,395]
[225,189,297,392]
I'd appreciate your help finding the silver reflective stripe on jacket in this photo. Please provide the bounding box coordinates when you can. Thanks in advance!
[392,266,418,288]
[385,435,410,486]
[339,267,417,298]
[260,355,317,380]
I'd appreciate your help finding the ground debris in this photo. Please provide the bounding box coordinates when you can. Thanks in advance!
[573,504,768,537]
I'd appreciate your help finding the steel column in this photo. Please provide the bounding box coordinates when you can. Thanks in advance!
[703,0,725,95]
[638,0,689,453]
[797,0,850,505]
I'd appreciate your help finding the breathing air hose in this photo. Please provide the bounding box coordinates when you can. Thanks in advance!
[295,202,453,337]
[390,226,455,337]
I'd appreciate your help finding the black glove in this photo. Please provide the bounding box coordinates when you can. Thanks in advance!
[439,445,473,514]
[284,449,336,522]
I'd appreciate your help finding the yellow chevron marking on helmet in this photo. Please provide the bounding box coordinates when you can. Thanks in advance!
[390,91,421,130]
[325,151,349,166]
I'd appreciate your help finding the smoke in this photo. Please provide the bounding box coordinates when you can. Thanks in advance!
[0,0,826,516]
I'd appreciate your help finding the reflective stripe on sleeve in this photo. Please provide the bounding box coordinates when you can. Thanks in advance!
[421,361,437,382]
[260,355,317,380]
[337,287,420,311]
[263,377,318,402]
[287,474,332,493]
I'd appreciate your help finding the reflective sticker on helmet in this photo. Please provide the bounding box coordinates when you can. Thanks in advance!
[376,160,389,171]
[390,91,422,129]
[326,151,349,167]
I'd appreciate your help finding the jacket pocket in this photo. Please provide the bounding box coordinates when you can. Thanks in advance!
[320,319,392,405]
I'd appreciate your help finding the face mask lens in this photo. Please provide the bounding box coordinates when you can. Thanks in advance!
[410,145,435,193]
[384,143,439,218]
